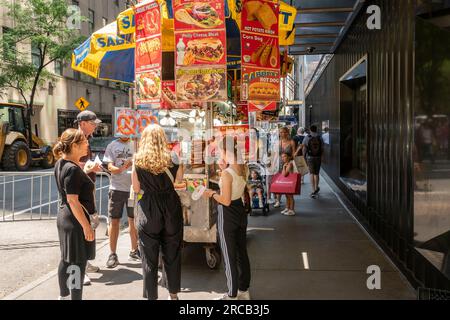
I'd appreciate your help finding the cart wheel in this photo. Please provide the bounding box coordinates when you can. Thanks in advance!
[206,247,221,269]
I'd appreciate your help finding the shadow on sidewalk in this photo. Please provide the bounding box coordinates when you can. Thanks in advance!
[91,268,143,286]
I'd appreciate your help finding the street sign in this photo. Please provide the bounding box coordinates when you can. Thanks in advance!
[287,100,303,105]
[75,97,90,111]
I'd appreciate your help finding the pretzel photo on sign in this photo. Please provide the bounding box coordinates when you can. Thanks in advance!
[117,113,138,136]
[138,114,159,134]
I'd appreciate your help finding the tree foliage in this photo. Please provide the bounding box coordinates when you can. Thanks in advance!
[0,0,86,144]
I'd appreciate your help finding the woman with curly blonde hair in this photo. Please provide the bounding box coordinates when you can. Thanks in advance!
[132,124,184,300]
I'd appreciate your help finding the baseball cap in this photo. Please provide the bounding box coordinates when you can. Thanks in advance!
[76,110,102,124]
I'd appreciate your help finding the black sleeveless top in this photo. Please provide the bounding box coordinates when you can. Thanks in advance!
[135,163,179,194]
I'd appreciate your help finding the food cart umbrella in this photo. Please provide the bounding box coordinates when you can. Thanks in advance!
[417,230,450,253]
[71,21,135,83]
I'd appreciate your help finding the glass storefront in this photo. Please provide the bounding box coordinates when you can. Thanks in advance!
[414,4,450,279]
[339,58,368,201]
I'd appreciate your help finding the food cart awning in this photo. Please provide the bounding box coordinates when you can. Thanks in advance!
[71,21,135,83]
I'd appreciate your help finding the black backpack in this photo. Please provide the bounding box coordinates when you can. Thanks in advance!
[307,135,322,157]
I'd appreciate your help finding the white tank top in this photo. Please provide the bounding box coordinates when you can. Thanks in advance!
[219,167,247,201]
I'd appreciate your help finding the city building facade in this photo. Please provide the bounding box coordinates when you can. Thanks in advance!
[0,0,130,144]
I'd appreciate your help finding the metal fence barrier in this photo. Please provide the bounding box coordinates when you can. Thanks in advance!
[0,171,111,225]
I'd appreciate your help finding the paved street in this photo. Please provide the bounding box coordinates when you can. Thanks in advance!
[2,175,416,300]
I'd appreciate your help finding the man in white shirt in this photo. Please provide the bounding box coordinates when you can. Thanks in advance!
[103,137,139,268]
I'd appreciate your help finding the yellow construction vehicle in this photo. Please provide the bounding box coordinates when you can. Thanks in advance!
[0,103,55,171]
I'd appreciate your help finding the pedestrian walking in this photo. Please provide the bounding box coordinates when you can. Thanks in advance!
[280,152,296,216]
[274,127,296,208]
[53,128,96,300]
[131,124,184,300]
[302,125,324,198]
[103,137,140,269]
[203,136,251,300]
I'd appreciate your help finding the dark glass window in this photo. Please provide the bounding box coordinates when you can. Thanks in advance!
[414,11,450,280]
[54,60,63,75]
[31,41,41,68]
[88,9,95,34]
[339,58,368,201]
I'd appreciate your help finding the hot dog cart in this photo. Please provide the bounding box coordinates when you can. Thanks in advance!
[160,104,221,269]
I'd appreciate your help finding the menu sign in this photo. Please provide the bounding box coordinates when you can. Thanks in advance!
[241,33,279,70]
[135,0,162,106]
[173,0,225,31]
[173,0,227,103]
[242,67,280,101]
[175,30,226,67]
[248,101,277,112]
[241,0,280,102]
[115,108,159,138]
[162,80,177,109]
[176,67,226,102]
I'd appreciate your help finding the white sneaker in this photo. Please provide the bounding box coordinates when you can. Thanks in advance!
[58,295,70,300]
[281,208,289,214]
[214,293,238,300]
[283,210,296,216]
[237,290,251,300]
[86,262,99,273]
[83,274,91,286]
[273,201,280,208]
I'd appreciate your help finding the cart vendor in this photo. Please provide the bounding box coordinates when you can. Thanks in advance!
[203,136,251,300]
[132,124,184,300]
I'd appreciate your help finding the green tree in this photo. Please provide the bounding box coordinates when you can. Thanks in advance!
[0,0,86,146]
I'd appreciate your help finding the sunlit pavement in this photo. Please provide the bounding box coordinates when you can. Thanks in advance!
[3,175,416,300]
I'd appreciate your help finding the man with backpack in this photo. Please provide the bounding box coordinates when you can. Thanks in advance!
[302,125,324,199]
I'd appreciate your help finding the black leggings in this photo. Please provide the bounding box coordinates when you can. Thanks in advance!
[58,260,87,300]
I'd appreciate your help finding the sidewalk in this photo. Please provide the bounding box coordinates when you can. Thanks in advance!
[7,177,416,300]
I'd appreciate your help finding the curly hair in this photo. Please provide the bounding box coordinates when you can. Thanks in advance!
[134,124,172,175]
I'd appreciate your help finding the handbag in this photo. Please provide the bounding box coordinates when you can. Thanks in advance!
[294,146,309,176]
[270,161,301,195]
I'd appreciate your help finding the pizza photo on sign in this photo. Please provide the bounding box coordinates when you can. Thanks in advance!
[175,2,223,29]
[177,71,224,101]
[183,38,225,65]
[136,71,161,101]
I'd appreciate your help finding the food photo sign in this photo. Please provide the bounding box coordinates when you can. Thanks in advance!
[173,0,227,102]
[241,0,280,102]
[135,0,163,105]
[115,108,159,138]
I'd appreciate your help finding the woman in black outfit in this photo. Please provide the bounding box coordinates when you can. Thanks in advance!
[203,136,251,300]
[53,128,96,300]
[132,124,184,300]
